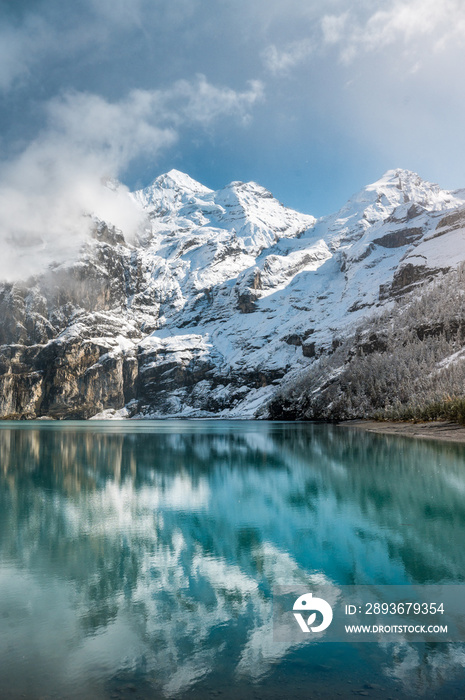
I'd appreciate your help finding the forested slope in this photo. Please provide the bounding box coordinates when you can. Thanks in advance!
[266,264,465,423]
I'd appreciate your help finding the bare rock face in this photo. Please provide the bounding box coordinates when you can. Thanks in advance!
[0,223,147,419]
[35,340,124,419]
[2,168,465,420]
[373,227,423,248]
[0,333,136,420]
[0,346,44,419]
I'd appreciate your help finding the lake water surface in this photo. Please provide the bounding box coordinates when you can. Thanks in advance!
[1,420,465,699]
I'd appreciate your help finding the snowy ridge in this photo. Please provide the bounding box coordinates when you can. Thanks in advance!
[2,168,465,419]
[121,168,465,418]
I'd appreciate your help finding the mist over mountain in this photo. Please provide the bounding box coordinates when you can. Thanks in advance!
[2,167,465,420]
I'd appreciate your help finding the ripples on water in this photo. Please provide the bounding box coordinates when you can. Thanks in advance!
[0,421,465,699]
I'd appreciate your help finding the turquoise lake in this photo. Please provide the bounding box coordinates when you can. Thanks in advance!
[1,420,465,699]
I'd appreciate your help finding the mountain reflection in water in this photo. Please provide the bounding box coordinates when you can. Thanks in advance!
[0,421,465,699]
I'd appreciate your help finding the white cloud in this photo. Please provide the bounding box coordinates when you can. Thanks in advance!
[363,0,458,47]
[261,1,465,73]
[322,0,465,61]
[159,76,264,126]
[262,39,314,75]
[321,11,349,45]
[0,76,264,281]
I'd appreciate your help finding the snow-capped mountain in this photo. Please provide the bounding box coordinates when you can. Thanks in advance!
[1,167,465,420]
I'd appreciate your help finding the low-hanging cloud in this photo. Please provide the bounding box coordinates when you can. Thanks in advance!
[0,75,263,282]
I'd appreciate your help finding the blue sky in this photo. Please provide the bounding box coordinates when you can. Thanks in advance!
[2,0,465,223]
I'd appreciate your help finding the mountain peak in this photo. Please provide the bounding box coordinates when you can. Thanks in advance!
[132,169,213,212]
[367,168,429,193]
[216,179,275,206]
[154,169,213,194]
[338,168,457,220]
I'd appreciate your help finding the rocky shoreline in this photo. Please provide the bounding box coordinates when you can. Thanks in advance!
[339,419,465,443]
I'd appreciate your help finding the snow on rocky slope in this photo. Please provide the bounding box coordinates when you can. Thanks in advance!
[1,168,465,419]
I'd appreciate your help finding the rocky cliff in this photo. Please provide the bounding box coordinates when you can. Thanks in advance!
[1,168,465,419]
